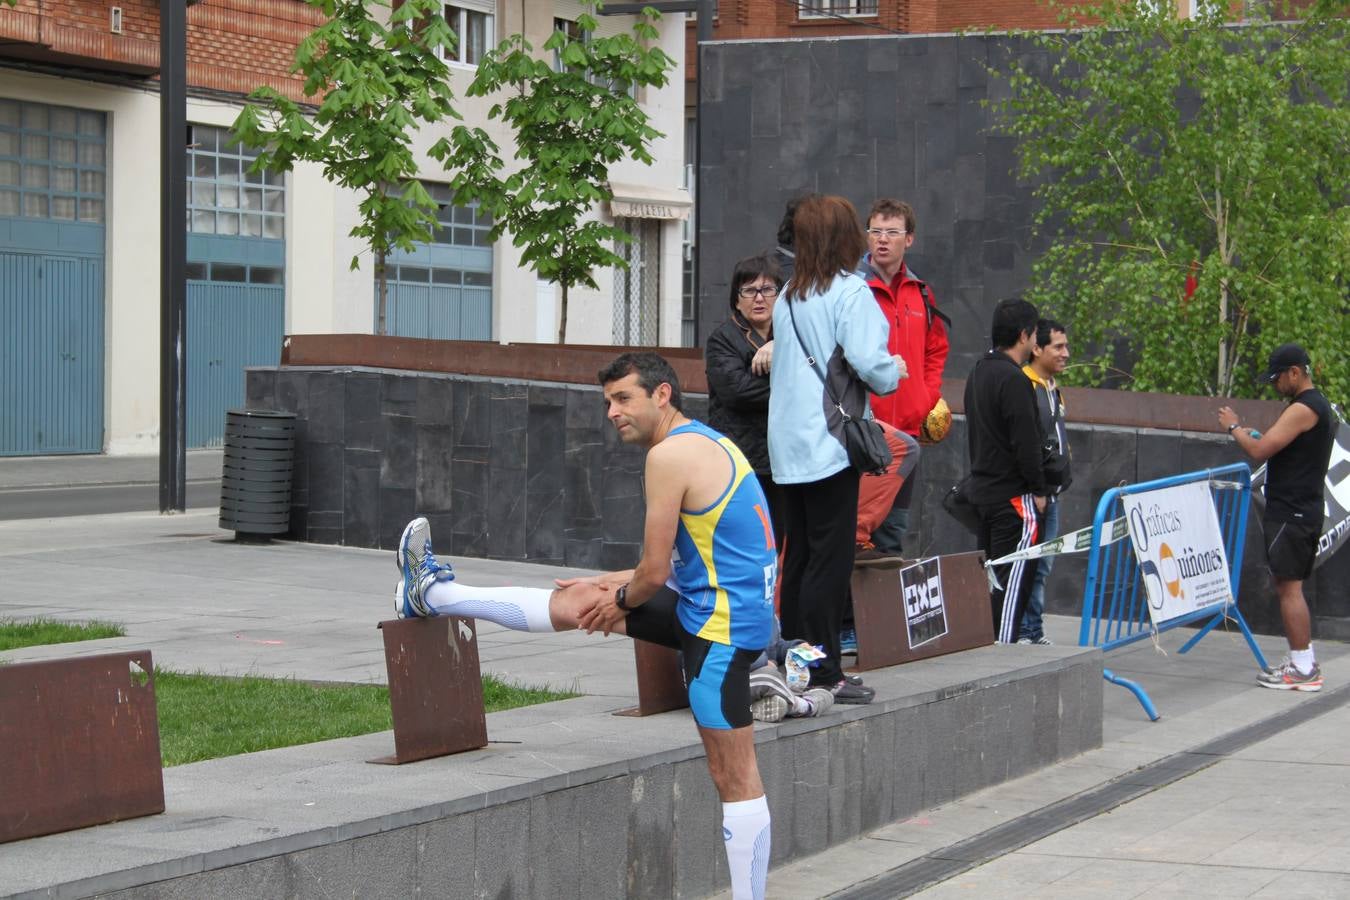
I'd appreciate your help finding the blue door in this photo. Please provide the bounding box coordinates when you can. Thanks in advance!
[381,183,493,340]
[0,246,105,454]
[184,124,286,448]
[0,99,107,456]
[186,276,285,448]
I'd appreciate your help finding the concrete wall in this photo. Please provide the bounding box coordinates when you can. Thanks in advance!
[245,365,1350,640]
[245,366,709,571]
[90,651,1102,900]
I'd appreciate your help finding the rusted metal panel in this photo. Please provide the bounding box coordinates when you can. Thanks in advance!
[852,551,994,671]
[370,616,488,765]
[279,334,710,394]
[614,639,689,717]
[0,651,165,844]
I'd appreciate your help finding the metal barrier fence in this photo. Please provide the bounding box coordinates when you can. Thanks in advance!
[1079,463,1267,720]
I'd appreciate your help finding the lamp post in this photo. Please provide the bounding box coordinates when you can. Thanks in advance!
[159,0,189,512]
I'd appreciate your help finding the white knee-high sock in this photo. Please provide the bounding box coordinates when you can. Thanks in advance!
[423,581,555,633]
[723,796,771,900]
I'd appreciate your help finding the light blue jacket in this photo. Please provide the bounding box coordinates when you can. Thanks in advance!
[767,271,899,484]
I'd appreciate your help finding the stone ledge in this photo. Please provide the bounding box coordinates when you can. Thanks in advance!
[3,646,1102,900]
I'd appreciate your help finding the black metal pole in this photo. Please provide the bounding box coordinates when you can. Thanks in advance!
[692,0,711,347]
[159,0,187,512]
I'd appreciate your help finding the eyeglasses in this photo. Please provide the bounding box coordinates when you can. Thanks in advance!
[738,285,779,299]
[866,228,907,239]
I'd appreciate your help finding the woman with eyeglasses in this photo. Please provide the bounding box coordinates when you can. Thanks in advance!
[767,195,903,705]
[705,254,786,543]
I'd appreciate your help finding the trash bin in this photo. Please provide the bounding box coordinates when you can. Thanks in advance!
[219,409,296,539]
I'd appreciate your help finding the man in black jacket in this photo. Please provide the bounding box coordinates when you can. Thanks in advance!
[964,298,1048,644]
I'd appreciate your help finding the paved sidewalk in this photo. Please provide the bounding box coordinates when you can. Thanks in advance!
[3,506,1347,899]
[0,509,635,699]
[710,611,1350,899]
[0,450,224,490]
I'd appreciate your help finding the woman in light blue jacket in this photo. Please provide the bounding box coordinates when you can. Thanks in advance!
[768,194,903,703]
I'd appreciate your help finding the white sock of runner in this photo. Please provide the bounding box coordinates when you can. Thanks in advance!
[722,796,771,900]
[1291,646,1315,675]
[422,581,555,633]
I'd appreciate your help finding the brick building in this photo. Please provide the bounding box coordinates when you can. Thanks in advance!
[0,0,689,455]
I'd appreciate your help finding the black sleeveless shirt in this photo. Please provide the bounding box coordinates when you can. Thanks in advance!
[1266,388,1335,525]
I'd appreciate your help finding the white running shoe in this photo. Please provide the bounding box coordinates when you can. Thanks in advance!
[394,517,454,618]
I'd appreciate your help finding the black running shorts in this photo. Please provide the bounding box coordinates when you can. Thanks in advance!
[1264,516,1319,581]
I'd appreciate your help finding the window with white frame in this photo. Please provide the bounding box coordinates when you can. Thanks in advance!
[553,17,581,73]
[0,99,106,223]
[799,0,878,18]
[444,1,495,66]
[551,15,637,98]
[186,124,285,239]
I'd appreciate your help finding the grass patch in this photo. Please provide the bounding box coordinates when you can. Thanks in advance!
[0,617,125,651]
[155,670,576,766]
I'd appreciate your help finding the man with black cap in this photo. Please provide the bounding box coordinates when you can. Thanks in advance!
[1219,343,1335,691]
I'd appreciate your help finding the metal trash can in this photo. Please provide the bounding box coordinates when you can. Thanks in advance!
[219,409,296,539]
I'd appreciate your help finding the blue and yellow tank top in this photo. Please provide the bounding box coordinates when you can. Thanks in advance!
[668,421,777,650]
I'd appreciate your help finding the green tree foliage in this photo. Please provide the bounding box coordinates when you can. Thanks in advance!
[433,5,675,343]
[991,0,1349,403]
[230,0,459,335]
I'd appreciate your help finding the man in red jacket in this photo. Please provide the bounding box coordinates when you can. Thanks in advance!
[860,198,951,556]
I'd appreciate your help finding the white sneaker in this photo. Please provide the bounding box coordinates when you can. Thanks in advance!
[394,517,454,618]
[750,695,789,722]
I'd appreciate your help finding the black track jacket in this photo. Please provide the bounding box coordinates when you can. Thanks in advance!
[964,349,1047,506]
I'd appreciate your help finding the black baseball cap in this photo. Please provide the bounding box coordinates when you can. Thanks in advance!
[1259,343,1310,384]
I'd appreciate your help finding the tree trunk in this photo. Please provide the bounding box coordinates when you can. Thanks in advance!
[376,249,389,336]
[557,282,568,345]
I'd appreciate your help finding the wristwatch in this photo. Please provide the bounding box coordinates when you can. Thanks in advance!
[615,583,633,611]
[1226,423,1240,433]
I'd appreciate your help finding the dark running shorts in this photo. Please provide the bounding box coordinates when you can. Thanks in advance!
[623,586,759,730]
[1265,517,1319,581]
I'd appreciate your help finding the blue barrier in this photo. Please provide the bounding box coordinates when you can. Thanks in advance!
[1079,463,1268,720]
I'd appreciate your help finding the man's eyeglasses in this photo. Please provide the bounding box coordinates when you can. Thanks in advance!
[738,285,779,299]
[866,228,906,239]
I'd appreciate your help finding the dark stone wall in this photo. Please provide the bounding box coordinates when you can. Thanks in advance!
[245,367,704,570]
[244,366,1348,640]
[697,33,1047,379]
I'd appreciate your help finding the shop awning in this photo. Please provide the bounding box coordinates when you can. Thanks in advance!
[607,182,693,220]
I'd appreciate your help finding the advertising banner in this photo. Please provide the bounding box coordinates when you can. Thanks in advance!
[901,557,949,649]
[1122,481,1235,626]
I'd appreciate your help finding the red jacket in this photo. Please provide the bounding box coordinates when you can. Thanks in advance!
[862,259,950,435]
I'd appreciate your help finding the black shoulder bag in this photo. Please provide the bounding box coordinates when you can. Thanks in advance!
[784,298,892,476]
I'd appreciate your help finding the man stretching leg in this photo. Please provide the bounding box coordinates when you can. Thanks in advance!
[395,352,777,900]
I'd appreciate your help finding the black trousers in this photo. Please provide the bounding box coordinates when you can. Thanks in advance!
[755,472,787,550]
[779,466,860,686]
[977,494,1041,644]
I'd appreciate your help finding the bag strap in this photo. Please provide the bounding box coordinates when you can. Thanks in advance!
[784,298,852,422]
[916,282,952,331]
